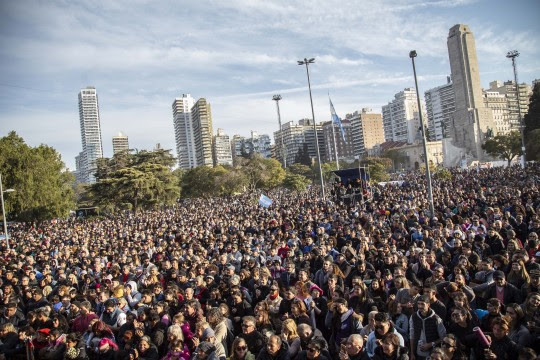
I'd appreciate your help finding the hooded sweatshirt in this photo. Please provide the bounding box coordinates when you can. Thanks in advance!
[126,281,142,309]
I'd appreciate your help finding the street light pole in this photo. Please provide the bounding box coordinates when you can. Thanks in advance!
[409,50,435,218]
[272,95,287,168]
[0,173,15,250]
[506,50,526,168]
[298,58,325,201]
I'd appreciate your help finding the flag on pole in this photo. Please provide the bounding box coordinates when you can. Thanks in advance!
[329,97,346,142]
[258,194,273,208]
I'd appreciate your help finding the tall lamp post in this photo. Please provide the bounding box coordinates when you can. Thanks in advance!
[506,50,526,168]
[0,174,15,249]
[298,58,326,201]
[272,94,287,168]
[409,50,435,218]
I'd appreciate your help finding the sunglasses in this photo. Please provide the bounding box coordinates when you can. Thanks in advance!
[442,342,455,348]
[308,347,320,352]
[236,346,247,351]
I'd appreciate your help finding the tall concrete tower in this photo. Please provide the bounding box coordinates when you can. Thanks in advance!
[112,132,129,155]
[172,94,196,169]
[78,86,103,183]
[447,24,495,160]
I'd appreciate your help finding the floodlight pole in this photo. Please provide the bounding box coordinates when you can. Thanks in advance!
[298,58,326,201]
[272,95,287,168]
[506,50,526,168]
[409,50,435,218]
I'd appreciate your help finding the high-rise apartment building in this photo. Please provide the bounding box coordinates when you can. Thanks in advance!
[322,119,354,163]
[488,80,532,132]
[231,132,272,164]
[346,109,386,158]
[382,88,423,144]
[172,94,196,169]
[77,86,103,183]
[112,132,129,155]
[274,119,325,166]
[483,91,510,135]
[424,77,456,140]
[192,98,214,167]
[213,129,233,166]
[447,24,495,160]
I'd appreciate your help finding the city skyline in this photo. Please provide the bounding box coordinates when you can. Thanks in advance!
[1,0,539,170]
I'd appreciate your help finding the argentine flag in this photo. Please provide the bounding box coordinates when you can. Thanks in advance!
[329,97,346,143]
[258,194,273,208]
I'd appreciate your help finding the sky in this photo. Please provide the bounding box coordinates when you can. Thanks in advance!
[1,0,539,170]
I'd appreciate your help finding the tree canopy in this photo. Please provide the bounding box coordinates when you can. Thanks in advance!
[0,131,75,222]
[524,83,540,161]
[86,148,179,211]
[482,131,523,165]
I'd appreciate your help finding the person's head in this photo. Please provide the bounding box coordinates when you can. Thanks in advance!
[345,334,364,356]
[231,337,248,358]
[487,298,502,315]
[492,317,510,340]
[441,334,458,355]
[306,339,324,360]
[139,336,152,353]
[381,333,401,356]
[450,307,469,325]
[266,335,282,356]
[493,270,506,287]
[104,299,117,314]
[291,298,308,317]
[374,312,391,336]
[241,316,256,335]
[417,295,431,315]
[529,270,540,287]
[430,347,449,360]
[451,291,469,309]
[281,319,299,339]
[505,303,524,326]
[409,279,422,296]
[333,298,348,315]
[5,302,17,317]
[297,323,314,342]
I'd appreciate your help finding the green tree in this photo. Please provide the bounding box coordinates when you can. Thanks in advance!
[287,163,311,178]
[283,173,310,192]
[524,83,540,160]
[237,155,285,191]
[525,129,540,162]
[294,143,312,166]
[0,131,75,222]
[87,148,179,211]
[482,131,523,165]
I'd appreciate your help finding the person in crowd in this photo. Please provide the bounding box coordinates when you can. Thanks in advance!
[366,312,405,358]
[238,316,266,356]
[409,295,446,360]
[373,333,409,360]
[256,334,289,360]
[229,337,256,360]
[339,334,369,360]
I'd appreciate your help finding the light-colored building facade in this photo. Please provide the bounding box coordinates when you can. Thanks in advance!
[273,119,325,166]
[230,132,272,165]
[483,91,510,135]
[447,24,495,160]
[425,78,455,140]
[213,128,233,166]
[348,108,386,158]
[322,119,354,163]
[172,94,197,169]
[382,88,423,144]
[191,98,214,167]
[488,80,532,132]
[77,86,103,183]
[112,132,129,155]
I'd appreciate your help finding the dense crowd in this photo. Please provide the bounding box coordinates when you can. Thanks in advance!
[1,165,540,360]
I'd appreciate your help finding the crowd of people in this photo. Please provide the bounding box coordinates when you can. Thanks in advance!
[0,164,540,360]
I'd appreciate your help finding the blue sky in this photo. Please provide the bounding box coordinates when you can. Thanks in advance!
[1,0,539,170]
